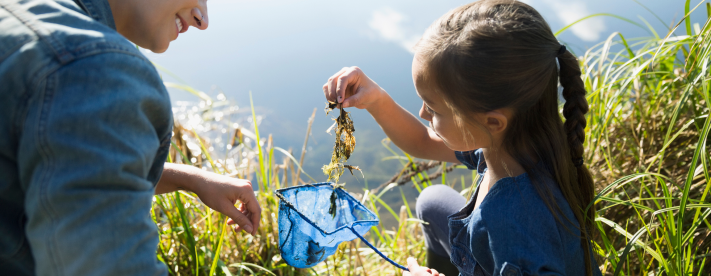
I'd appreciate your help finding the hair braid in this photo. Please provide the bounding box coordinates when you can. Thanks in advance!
[558,48,597,275]
[558,51,588,163]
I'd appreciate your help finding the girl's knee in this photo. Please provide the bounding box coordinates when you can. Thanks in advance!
[416,184,459,219]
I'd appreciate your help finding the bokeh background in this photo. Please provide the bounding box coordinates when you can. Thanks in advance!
[146,0,707,219]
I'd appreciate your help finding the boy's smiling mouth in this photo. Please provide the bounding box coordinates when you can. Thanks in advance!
[175,15,187,37]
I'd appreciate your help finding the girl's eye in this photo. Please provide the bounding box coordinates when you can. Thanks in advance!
[426,105,436,114]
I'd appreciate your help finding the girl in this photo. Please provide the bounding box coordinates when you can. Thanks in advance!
[322,0,602,275]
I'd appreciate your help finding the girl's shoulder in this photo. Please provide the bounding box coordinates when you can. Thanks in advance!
[478,171,579,233]
[467,173,590,275]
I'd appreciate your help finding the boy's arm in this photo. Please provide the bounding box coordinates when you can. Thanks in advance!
[156,163,261,235]
[20,53,170,276]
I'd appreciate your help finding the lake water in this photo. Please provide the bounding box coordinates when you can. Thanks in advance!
[146,0,708,225]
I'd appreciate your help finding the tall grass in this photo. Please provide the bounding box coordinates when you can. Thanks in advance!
[578,1,711,274]
[152,2,710,275]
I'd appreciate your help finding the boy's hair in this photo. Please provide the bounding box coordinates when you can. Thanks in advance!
[416,0,596,274]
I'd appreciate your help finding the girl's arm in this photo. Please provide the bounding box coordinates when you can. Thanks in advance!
[323,66,458,163]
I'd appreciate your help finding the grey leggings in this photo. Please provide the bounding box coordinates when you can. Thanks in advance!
[416,184,468,258]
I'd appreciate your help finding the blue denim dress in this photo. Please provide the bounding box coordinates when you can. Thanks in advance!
[448,150,602,276]
[0,0,171,275]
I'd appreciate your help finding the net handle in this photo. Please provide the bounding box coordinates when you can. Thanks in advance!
[349,227,409,271]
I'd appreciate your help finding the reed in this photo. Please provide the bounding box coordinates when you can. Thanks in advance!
[151,1,710,274]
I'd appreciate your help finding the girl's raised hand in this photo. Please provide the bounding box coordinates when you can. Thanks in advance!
[403,258,444,276]
[323,66,386,110]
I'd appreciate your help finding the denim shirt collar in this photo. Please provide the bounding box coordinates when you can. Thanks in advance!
[72,0,116,30]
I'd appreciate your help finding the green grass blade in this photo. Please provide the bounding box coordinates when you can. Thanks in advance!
[555,13,647,38]
[209,215,228,276]
[249,92,268,190]
[273,146,317,183]
[686,0,692,37]
[613,227,648,276]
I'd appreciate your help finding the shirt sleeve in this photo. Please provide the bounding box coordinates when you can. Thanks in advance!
[19,52,172,276]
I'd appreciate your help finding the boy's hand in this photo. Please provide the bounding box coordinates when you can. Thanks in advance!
[403,257,444,276]
[157,163,262,236]
[191,173,261,236]
[323,66,387,110]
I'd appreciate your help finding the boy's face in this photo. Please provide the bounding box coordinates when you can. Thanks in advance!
[109,0,209,53]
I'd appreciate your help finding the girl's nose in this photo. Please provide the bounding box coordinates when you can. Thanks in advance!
[419,103,432,121]
[191,7,208,30]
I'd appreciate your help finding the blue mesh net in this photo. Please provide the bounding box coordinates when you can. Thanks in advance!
[275,182,408,270]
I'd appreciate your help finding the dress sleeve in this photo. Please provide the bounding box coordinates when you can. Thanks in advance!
[19,52,172,276]
[477,187,568,276]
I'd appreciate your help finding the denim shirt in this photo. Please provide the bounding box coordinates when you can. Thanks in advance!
[0,0,172,275]
[449,150,602,276]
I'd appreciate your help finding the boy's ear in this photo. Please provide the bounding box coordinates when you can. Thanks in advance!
[484,111,508,135]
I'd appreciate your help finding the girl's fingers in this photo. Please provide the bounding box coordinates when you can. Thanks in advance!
[406,257,420,271]
[325,67,348,102]
[335,67,360,103]
[430,269,439,276]
[342,86,364,108]
[329,69,346,103]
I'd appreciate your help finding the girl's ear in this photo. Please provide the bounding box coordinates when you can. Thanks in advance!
[483,110,509,135]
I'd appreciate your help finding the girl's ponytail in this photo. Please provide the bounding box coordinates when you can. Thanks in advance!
[558,46,596,275]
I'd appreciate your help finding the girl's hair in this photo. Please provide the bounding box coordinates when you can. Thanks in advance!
[415,0,596,274]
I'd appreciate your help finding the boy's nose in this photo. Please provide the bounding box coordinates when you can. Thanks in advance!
[191,7,208,30]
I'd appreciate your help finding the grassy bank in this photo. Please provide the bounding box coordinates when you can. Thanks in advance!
[151,2,710,275]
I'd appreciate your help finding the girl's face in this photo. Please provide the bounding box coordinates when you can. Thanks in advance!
[110,0,209,53]
[412,55,508,152]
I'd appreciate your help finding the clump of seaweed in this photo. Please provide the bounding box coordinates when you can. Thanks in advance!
[322,101,359,183]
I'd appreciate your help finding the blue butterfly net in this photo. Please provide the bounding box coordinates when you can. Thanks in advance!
[275,182,408,271]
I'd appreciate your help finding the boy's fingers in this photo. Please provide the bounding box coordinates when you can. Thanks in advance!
[244,198,261,235]
[221,202,254,234]
[236,183,261,235]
